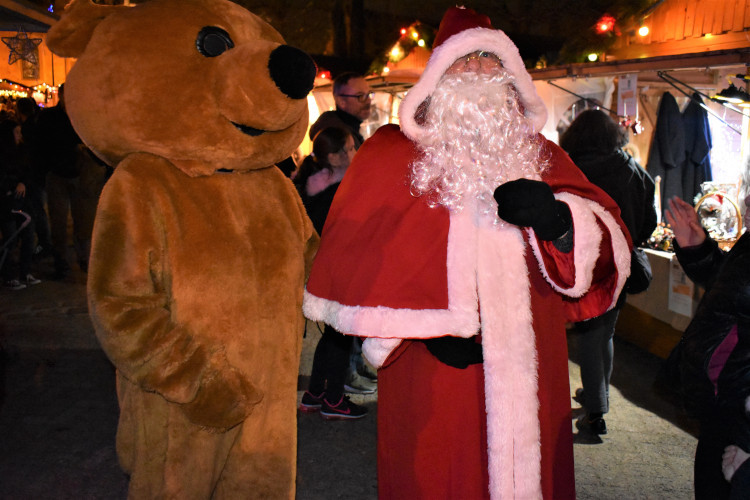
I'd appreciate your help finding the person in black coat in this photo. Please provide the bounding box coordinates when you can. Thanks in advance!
[293,126,371,419]
[560,109,658,435]
[0,118,39,289]
[666,193,750,500]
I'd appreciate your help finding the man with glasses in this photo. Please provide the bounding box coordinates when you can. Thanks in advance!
[309,72,372,150]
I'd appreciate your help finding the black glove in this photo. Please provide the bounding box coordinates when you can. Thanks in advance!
[493,178,572,241]
[422,336,483,369]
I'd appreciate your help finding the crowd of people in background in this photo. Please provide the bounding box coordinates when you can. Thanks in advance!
[0,86,109,291]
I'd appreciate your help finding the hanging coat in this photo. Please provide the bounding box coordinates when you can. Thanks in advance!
[647,92,686,218]
[682,92,713,204]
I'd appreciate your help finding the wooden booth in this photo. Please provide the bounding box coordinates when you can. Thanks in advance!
[529,0,750,359]
[0,0,69,106]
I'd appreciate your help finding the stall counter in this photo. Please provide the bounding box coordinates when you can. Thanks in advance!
[617,248,703,359]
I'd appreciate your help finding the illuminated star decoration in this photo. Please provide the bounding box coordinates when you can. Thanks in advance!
[2,27,42,65]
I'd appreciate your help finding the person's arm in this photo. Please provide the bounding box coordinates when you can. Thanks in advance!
[89,160,261,430]
[493,178,572,244]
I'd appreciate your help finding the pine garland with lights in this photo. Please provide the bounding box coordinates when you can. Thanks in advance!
[368,21,434,75]
[556,0,660,64]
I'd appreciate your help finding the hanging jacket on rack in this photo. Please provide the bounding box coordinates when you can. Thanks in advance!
[682,92,713,205]
[647,91,686,219]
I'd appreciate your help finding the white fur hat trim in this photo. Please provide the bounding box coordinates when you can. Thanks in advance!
[398,27,548,142]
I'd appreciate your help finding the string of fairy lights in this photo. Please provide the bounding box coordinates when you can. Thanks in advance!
[356,8,655,77]
[0,78,58,104]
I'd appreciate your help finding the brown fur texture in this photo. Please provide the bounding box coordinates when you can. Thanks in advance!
[46,1,319,497]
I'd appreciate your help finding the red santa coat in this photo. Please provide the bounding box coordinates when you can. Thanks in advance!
[304,124,631,499]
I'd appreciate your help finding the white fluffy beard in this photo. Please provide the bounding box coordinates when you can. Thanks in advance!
[410,70,548,219]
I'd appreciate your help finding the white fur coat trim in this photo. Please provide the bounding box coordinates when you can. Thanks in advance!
[477,220,542,499]
[398,27,548,144]
[304,193,618,369]
[303,209,481,344]
[528,192,631,311]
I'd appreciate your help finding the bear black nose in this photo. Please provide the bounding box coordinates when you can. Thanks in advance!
[268,45,317,100]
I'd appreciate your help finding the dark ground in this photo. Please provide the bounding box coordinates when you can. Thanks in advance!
[0,263,699,499]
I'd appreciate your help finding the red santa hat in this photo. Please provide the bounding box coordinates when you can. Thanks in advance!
[398,6,547,142]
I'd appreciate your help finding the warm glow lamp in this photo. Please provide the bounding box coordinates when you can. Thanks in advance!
[595,14,616,34]
[713,82,750,106]
[638,25,649,36]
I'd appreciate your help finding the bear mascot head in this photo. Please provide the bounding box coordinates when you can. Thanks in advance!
[46,1,319,497]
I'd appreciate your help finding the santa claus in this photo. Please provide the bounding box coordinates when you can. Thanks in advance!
[303,6,631,499]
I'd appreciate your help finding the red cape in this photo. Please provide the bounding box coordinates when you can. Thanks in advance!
[306,125,630,326]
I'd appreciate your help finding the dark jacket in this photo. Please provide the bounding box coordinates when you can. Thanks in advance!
[35,104,82,178]
[299,182,339,236]
[0,119,27,217]
[674,232,750,428]
[569,148,657,247]
[682,93,713,205]
[647,92,686,218]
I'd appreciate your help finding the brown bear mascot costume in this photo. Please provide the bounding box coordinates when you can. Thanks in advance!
[46,1,319,498]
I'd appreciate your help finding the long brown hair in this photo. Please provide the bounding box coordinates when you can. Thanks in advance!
[293,126,350,196]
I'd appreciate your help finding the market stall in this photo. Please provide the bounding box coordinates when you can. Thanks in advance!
[527,0,750,358]
[306,0,749,360]
[0,2,67,106]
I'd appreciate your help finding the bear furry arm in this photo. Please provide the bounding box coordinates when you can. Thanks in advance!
[87,157,262,430]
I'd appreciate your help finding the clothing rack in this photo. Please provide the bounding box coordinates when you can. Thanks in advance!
[546,80,620,117]
[656,71,742,135]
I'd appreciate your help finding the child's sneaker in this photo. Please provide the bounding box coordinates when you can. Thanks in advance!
[298,390,324,413]
[320,395,368,420]
[4,279,26,291]
[344,373,377,394]
[25,274,41,286]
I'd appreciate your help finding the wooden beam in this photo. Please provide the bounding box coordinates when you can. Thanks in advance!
[530,49,750,81]
[0,0,58,28]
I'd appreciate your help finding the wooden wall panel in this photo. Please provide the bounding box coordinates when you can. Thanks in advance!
[713,0,727,33]
[721,0,738,33]
[607,0,750,57]
[694,0,708,37]
[701,0,716,35]
[674,0,686,39]
[654,3,668,41]
[667,0,679,40]
[683,0,698,38]
[732,0,745,30]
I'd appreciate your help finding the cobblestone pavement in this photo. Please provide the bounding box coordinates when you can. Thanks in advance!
[0,267,698,499]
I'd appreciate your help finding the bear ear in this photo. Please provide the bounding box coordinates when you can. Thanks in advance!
[46,0,128,58]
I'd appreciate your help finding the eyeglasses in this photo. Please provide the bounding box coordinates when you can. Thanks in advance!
[464,51,502,65]
[337,92,374,103]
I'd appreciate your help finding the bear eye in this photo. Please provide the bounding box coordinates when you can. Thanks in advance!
[196,26,234,57]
